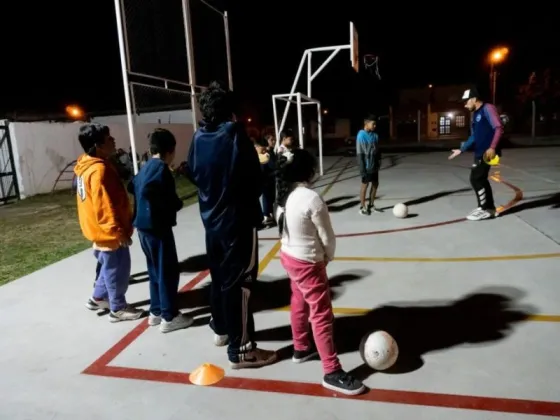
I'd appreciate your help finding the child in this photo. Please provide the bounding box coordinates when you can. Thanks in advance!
[356,115,381,215]
[75,123,143,322]
[276,129,295,156]
[257,137,277,226]
[276,149,365,396]
[128,129,193,333]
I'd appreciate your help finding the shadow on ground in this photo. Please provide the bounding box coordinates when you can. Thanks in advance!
[326,195,361,212]
[128,269,370,322]
[379,188,470,211]
[128,254,210,285]
[255,286,536,380]
[501,191,560,215]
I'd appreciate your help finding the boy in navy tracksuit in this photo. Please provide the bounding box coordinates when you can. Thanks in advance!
[186,81,277,369]
[449,88,504,221]
[129,129,193,333]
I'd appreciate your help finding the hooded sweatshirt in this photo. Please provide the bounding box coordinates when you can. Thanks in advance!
[74,154,133,250]
[187,121,262,236]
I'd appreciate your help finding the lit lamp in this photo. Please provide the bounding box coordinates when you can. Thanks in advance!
[489,47,508,104]
[65,105,84,120]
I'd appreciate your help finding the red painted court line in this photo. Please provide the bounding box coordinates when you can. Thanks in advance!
[81,169,560,417]
[87,365,560,417]
[83,270,209,374]
[82,270,560,417]
[261,172,523,241]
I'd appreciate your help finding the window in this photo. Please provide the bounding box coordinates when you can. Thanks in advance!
[456,115,465,127]
[439,117,451,134]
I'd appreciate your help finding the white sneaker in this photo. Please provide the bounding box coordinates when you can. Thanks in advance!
[467,209,495,221]
[359,207,369,216]
[214,334,229,347]
[109,305,144,322]
[159,313,194,333]
[148,313,161,326]
[85,298,109,311]
[467,207,481,216]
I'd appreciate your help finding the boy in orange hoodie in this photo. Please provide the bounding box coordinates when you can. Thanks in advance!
[74,123,143,322]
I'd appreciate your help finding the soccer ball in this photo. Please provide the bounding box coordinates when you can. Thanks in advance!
[360,330,399,371]
[393,203,408,218]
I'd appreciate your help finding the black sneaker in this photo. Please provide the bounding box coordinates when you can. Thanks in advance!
[292,348,318,364]
[322,369,366,396]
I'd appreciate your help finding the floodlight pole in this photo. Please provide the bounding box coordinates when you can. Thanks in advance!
[224,11,233,91]
[114,0,139,174]
[181,0,200,130]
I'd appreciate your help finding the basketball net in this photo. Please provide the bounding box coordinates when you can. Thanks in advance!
[364,54,381,80]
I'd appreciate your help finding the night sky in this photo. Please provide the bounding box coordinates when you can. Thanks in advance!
[2,1,559,123]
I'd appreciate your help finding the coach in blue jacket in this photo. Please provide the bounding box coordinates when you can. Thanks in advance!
[449,87,504,221]
[186,81,277,369]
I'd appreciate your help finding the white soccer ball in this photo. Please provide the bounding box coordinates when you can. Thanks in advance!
[392,203,408,218]
[360,330,399,371]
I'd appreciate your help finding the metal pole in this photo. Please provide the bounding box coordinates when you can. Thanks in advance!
[317,103,323,175]
[296,93,304,149]
[309,48,342,81]
[224,11,233,91]
[489,63,494,98]
[181,0,199,130]
[272,96,280,149]
[114,0,139,174]
[417,109,421,142]
[389,106,394,140]
[492,70,497,105]
[278,52,308,135]
[118,0,132,71]
[307,52,312,98]
[531,100,536,139]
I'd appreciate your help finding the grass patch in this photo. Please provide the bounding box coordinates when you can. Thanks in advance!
[0,176,197,286]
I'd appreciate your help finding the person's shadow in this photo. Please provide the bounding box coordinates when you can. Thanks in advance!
[129,270,370,323]
[255,286,535,379]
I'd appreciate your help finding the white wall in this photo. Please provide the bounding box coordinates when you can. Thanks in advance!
[92,109,193,124]
[9,121,194,198]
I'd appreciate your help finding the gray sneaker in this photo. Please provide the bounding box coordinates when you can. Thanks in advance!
[109,305,144,323]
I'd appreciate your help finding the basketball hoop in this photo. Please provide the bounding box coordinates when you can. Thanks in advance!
[364,54,381,80]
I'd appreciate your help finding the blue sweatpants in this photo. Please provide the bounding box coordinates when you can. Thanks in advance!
[92,247,131,312]
[138,229,180,322]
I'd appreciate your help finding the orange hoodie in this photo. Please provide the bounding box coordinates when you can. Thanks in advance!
[74,154,133,250]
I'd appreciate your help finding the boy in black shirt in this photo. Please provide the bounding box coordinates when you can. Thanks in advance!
[129,129,193,333]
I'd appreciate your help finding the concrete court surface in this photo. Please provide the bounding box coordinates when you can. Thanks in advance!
[1,149,559,420]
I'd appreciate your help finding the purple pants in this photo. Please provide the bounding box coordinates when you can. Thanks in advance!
[92,247,131,312]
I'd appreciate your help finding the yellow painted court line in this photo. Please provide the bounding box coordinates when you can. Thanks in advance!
[272,253,560,263]
[274,306,560,323]
[258,158,351,275]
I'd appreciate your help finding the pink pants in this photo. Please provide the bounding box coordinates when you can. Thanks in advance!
[280,251,341,374]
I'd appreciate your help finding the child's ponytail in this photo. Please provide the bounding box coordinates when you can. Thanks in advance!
[275,151,295,235]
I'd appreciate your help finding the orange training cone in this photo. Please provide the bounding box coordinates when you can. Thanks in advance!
[189,363,225,386]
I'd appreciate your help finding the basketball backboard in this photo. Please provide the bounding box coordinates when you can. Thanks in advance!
[350,21,359,72]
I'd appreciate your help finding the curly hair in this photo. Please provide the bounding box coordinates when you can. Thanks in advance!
[198,80,234,126]
[275,149,317,235]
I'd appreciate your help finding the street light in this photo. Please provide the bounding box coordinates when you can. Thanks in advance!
[65,105,84,120]
[489,47,509,104]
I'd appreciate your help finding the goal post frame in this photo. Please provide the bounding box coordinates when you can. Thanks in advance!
[272,92,324,176]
